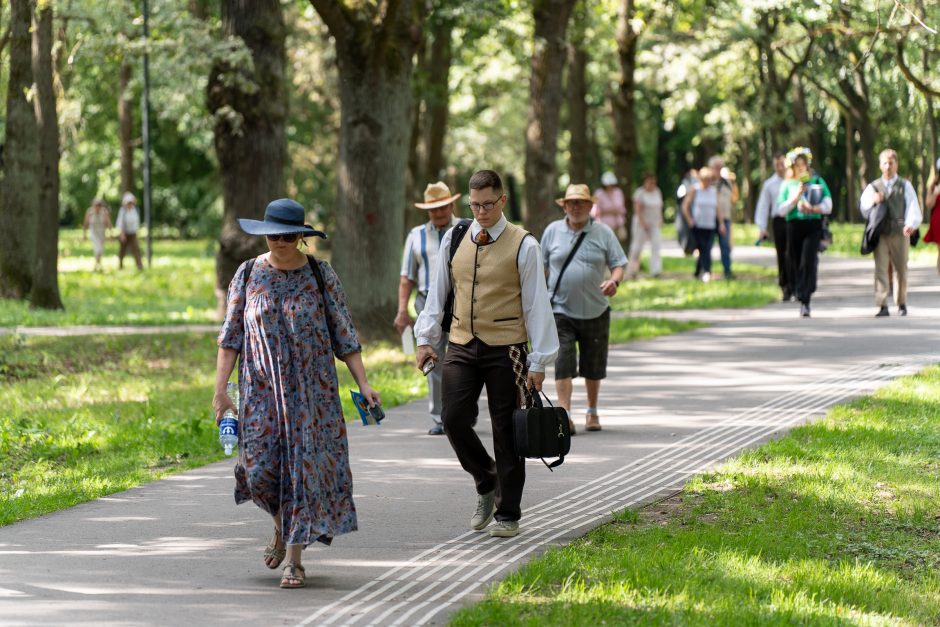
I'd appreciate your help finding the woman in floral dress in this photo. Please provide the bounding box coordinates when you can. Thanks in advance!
[213,198,380,589]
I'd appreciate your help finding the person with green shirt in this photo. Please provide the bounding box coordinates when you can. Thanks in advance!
[777,147,832,318]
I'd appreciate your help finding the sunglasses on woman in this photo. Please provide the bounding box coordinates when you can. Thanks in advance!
[266,233,302,242]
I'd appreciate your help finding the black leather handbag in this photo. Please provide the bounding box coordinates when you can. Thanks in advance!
[512,390,571,470]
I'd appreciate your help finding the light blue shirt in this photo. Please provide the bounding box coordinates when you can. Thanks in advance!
[541,218,627,320]
[400,217,461,294]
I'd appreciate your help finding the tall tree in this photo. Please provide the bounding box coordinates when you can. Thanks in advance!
[611,0,638,243]
[422,15,454,187]
[118,58,135,196]
[208,0,288,305]
[566,1,589,185]
[309,0,423,333]
[524,0,577,238]
[0,0,39,299]
[30,2,63,309]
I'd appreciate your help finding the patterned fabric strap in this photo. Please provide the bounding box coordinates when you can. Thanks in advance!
[508,345,532,408]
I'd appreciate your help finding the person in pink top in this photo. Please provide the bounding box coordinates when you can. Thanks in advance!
[592,171,627,242]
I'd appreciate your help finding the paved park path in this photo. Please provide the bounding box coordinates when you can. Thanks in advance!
[1,247,938,626]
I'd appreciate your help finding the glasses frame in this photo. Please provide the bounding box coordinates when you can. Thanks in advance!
[468,195,505,213]
[266,233,302,242]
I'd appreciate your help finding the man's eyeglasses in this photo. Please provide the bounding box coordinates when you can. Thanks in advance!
[266,233,302,242]
[469,196,503,212]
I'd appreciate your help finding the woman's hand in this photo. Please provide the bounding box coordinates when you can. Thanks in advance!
[358,383,381,408]
[718,222,727,236]
[213,390,237,426]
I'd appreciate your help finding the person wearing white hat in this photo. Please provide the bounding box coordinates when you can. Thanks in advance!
[591,171,628,242]
[543,183,627,433]
[395,181,462,435]
[115,192,143,270]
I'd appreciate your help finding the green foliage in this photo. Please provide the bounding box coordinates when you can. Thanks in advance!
[452,366,940,625]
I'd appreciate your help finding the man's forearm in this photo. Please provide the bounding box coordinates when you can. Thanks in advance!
[397,277,415,314]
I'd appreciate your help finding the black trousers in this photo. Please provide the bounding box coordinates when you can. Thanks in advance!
[772,216,790,293]
[442,339,527,521]
[692,227,716,275]
[786,219,822,305]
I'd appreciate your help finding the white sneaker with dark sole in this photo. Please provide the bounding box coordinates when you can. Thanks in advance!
[488,520,519,538]
[470,490,496,530]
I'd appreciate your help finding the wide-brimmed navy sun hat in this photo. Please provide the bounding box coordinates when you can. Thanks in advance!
[237,198,327,238]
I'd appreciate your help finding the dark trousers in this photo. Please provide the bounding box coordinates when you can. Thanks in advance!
[772,216,790,293]
[119,233,143,270]
[442,339,527,521]
[692,227,716,276]
[786,219,822,305]
[717,218,733,276]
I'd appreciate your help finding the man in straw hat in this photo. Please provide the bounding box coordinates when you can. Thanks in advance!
[414,169,558,538]
[395,181,463,435]
[542,183,626,434]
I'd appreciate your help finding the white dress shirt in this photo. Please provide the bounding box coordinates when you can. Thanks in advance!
[414,213,559,372]
[754,173,784,231]
[859,175,922,228]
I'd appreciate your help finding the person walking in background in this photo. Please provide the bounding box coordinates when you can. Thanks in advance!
[83,198,111,272]
[675,168,699,256]
[592,171,628,243]
[626,172,663,279]
[777,147,831,318]
[542,183,626,434]
[115,192,144,270]
[214,199,380,589]
[924,157,940,275]
[859,148,922,317]
[394,182,462,436]
[414,169,558,539]
[709,156,739,279]
[755,153,791,300]
[681,166,725,283]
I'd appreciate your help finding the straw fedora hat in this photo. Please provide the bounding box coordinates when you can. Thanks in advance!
[555,183,596,207]
[415,181,461,209]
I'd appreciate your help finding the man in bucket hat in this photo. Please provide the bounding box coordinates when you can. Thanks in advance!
[395,182,462,435]
[542,183,626,434]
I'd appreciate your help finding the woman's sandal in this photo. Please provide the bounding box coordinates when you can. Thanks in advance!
[264,527,286,569]
[280,563,306,589]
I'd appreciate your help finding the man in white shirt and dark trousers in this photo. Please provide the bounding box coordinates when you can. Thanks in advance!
[116,192,144,270]
[859,148,922,317]
[414,170,559,539]
[542,184,626,434]
[394,182,462,435]
[755,153,790,300]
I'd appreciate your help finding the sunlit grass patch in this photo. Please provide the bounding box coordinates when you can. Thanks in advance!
[452,365,940,626]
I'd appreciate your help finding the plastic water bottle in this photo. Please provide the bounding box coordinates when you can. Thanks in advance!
[219,381,239,456]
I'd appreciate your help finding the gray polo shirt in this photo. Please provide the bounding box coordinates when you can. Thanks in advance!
[542,218,627,320]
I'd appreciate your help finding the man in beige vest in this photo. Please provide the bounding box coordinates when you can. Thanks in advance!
[859,149,922,317]
[414,169,559,539]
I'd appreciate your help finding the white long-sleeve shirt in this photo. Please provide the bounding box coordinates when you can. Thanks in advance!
[859,175,922,228]
[414,214,559,372]
[116,206,141,234]
[754,173,784,231]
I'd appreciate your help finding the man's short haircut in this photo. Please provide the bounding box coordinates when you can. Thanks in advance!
[772,152,785,160]
[642,171,656,181]
[879,148,898,162]
[707,156,723,169]
[469,170,503,194]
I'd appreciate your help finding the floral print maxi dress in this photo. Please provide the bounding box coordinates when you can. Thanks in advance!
[218,256,361,546]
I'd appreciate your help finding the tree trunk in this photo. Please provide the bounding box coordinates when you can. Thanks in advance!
[611,0,638,244]
[405,32,427,235]
[524,0,577,238]
[310,0,422,336]
[566,41,588,184]
[118,59,135,196]
[845,113,857,224]
[29,4,62,309]
[0,0,39,299]
[423,18,452,184]
[208,0,288,307]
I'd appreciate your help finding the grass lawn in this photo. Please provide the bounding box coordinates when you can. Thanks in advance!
[611,256,779,311]
[452,365,940,626]
[0,230,219,326]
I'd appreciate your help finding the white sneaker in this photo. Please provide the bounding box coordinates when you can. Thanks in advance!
[701,272,711,283]
[470,490,496,530]
[489,520,519,538]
